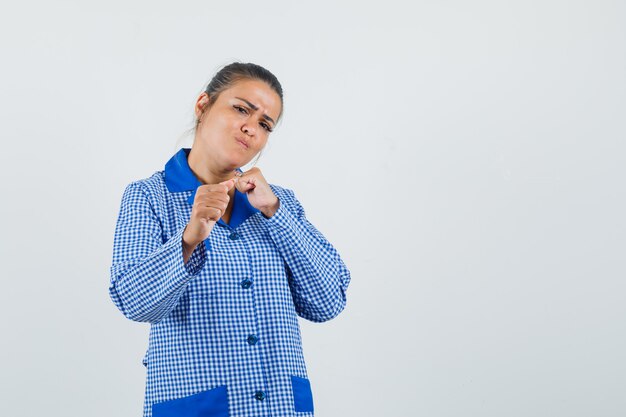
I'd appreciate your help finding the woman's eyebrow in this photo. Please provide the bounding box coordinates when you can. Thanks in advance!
[234,97,275,125]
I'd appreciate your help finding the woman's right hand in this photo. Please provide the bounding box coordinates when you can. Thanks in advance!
[183,178,235,249]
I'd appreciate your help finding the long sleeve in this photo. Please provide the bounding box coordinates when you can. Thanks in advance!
[265,187,351,323]
[109,181,207,324]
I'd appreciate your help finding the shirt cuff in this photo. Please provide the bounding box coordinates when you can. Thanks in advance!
[184,241,207,275]
[263,196,289,224]
[177,227,207,276]
[263,196,303,242]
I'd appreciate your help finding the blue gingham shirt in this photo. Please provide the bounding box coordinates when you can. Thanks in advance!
[109,148,351,417]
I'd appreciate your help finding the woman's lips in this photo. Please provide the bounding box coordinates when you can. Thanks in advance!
[235,137,249,149]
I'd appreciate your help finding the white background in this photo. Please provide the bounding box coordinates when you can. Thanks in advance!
[1,1,625,416]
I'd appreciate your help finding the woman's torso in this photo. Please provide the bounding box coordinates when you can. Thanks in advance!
[137,170,313,417]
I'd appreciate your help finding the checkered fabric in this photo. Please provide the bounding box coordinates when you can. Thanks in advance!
[109,148,351,417]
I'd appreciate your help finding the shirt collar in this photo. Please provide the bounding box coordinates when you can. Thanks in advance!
[164,148,260,229]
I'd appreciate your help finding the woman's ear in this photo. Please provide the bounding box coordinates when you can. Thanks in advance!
[195,92,211,120]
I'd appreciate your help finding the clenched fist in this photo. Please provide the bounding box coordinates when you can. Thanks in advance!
[233,167,280,218]
[182,178,235,261]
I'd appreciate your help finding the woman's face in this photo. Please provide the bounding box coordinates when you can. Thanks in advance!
[194,79,282,171]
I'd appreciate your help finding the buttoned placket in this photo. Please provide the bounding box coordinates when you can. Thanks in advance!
[215,220,271,410]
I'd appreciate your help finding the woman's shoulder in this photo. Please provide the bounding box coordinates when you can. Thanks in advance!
[123,171,166,191]
[268,182,288,195]
[119,171,168,204]
[268,183,297,201]
[268,183,307,216]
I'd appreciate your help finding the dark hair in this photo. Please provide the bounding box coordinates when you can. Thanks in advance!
[195,62,284,129]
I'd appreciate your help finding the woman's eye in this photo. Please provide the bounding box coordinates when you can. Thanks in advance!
[234,105,248,114]
[235,105,272,132]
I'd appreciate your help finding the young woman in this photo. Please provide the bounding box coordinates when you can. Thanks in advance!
[109,62,351,417]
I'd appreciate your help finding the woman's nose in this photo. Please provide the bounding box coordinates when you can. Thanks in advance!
[242,121,256,136]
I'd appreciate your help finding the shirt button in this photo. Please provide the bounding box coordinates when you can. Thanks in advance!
[247,334,259,345]
[241,279,252,289]
[254,390,266,401]
[228,231,240,240]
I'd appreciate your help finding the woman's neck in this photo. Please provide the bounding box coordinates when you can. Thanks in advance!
[188,146,238,186]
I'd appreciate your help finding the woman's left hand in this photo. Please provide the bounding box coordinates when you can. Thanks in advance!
[234,167,280,218]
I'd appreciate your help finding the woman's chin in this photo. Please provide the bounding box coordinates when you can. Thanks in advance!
[234,153,256,167]
[223,155,251,171]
